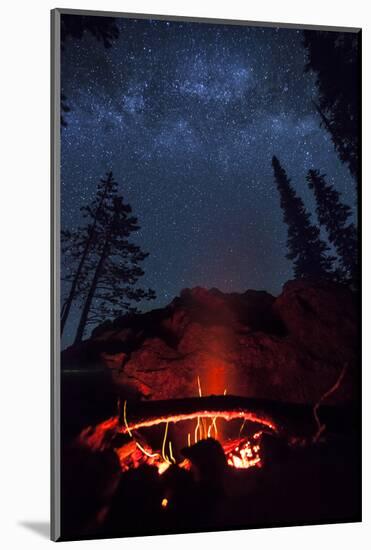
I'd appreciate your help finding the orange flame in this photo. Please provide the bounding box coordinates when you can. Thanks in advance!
[78,382,274,476]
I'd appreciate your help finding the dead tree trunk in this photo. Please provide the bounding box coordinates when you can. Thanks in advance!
[61,179,111,335]
[74,238,110,344]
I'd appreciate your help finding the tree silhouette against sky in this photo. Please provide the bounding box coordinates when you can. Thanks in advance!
[304,31,359,184]
[272,156,334,280]
[307,169,358,283]
[62,172,155,343]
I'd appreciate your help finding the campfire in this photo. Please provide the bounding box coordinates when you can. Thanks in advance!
[78,378,279,475]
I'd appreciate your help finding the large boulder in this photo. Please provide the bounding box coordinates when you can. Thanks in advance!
[62,280,358,405]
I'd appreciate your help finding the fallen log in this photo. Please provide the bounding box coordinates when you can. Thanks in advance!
[116,395,324,437]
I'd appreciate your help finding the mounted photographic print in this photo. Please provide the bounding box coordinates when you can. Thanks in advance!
[51,8,361,541]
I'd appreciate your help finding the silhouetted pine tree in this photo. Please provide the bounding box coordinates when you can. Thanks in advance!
[61,14,119,49]
[61,94,71,128]
[61,171,118,334]
[307,169,358,283]
[73,194,155,344]
[272,156,334,279]
[61,172,155,343]
[303,31,359,183]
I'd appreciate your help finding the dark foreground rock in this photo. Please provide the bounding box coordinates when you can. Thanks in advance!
[60,432,361,540]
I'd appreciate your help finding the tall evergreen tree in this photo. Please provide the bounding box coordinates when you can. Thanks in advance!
[307,169,358,283]
[62,172,155,343]
[74,195,155,343]
[303,31,359,183]
[61,171,118,334]
[61,14,119,49]
[272,156,334,279]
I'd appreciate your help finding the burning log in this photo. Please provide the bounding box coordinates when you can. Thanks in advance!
[116,394,319,437]
[77,392,355,480]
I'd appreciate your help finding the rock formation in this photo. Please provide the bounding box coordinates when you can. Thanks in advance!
[62,279,358,406]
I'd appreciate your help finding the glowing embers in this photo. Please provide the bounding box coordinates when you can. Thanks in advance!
[116,429,263,474]
[117,397,267,474]
[225,432,262,469]
[78,377,278,475]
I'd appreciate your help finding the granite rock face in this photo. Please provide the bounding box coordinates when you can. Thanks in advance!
[62,280,358,405]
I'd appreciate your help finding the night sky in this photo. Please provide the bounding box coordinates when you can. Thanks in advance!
[61,16,356,347]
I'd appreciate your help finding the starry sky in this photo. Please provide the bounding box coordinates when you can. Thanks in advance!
[61,15,357,346]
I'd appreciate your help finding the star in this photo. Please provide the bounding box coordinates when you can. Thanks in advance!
[60,15,357,347]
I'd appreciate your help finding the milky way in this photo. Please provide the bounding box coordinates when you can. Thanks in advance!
[61,16,356,346]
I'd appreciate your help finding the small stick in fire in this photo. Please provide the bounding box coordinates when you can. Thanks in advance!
[197,376,208,439]
[162,421,172,464]
[312,363,348,444]
[123,399,133,437]
[239,418,247,437]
